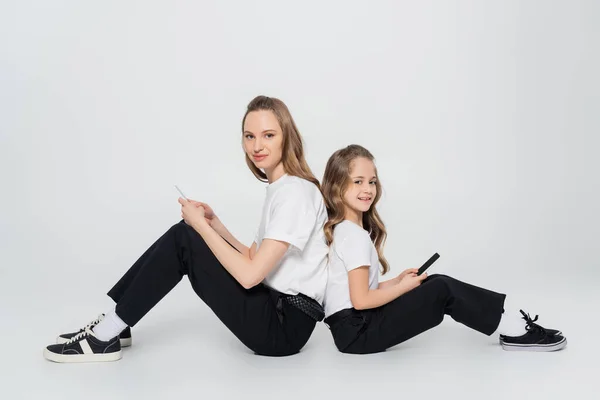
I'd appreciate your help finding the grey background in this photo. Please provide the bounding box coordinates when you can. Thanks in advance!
[1,1,598,399]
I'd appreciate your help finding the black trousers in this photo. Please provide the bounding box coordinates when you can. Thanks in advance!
[106,220,316,356]
[326,274,506,354]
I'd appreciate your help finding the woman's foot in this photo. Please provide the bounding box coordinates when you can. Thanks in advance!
[56,314,132,347]
[499,310,566,352]
[44,328,122,363]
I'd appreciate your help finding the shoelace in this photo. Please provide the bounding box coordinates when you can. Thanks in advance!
[65,328,95,345]
[519,309,547,334]
[83,314,104,330]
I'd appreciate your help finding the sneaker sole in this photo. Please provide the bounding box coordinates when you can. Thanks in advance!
[56,336,132,347]
[500,337,567,352]
[43,348,122,363]
[499,331,562,343]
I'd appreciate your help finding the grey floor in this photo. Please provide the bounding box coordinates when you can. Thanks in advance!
[2,267,597,400]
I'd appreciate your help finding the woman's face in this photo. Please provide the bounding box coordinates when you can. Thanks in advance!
[243,110,284,171]
[343,157,377,215]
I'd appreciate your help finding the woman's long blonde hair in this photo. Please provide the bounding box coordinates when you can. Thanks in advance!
[241,95,320,190]
[321,144,390,274]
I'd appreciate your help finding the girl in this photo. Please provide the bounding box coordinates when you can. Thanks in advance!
[43,96,329,362]
[320,144,566,354]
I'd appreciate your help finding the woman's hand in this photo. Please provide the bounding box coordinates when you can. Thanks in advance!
[188,199,217,226]
[179,197,207,229]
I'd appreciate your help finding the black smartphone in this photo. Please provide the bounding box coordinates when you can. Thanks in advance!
[417,253,440,276]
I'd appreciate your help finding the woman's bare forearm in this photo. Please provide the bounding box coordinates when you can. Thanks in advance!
[210,217,250,258]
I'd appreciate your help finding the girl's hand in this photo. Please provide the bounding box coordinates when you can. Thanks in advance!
[178,197,207,229]
[398,272,427,293]
[397,268,419,281]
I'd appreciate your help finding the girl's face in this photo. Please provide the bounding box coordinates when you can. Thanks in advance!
[343,157,377,216]
[243,110,284,171]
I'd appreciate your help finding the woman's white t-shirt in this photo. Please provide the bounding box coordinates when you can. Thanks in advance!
[323,220,380,318]
[254,174,329,304]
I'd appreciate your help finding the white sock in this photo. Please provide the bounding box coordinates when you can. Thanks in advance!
[495,298,525,336]
[92,309,128,341]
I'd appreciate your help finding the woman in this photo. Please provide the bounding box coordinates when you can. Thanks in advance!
[44,96,329,362]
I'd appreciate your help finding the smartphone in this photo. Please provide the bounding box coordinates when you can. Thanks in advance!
[174,185,189,201]
[417,253,440,276]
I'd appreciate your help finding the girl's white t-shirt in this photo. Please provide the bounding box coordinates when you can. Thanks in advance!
[323,220,380,318]
[254,174,329,304]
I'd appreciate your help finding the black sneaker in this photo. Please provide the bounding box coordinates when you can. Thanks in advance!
[499,309,562,343]
[56,314,132,347]
[500,310,567,352]
[44,328,122,363]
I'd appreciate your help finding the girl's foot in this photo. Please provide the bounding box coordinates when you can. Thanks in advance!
[499,310,566,352]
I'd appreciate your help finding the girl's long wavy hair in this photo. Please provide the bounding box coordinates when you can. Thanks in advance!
[241,95,320,190]
[321,144,390,274]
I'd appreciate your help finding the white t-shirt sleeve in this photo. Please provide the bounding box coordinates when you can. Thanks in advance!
[263,184,316,251]
[334,228,372,272]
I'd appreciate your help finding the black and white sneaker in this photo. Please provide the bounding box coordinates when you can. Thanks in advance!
[499,309,562,343]
[500,310,567,352]
[44,328,122,363]
[56,314,132,347]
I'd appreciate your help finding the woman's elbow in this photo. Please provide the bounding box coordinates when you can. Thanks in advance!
[239,277,256,290]
[239,273,264,290]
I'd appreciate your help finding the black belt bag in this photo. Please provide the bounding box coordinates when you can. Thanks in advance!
[282,293,325,322]
[269,288,325,322]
